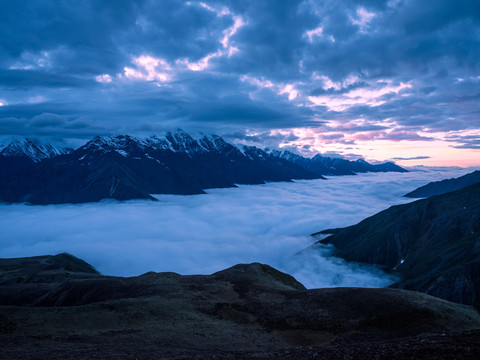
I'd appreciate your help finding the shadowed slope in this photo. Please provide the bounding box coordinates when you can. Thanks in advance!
[405,169,480,198]
[317,183,480,306]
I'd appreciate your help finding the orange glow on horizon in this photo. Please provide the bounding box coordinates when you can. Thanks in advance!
[271,128,480,168]
[359,141,480,168]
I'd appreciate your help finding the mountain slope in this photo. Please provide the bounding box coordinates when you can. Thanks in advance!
[0,131,407,204]
[0,136,236,204]
[0,132,323,204]
[405,169,480,198]
[0,138,71,176]
[316,183,480,306]
[1,254,480,359]
[193,135,323,184]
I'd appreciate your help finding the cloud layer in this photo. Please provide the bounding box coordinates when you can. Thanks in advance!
[0,168,474,288]
[0,1,479,163]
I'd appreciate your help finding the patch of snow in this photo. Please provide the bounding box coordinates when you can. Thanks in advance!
[0,138,70,162]
[236,144,247,155]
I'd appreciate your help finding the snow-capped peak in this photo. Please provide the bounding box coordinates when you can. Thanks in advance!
[85,135,139,149]
[164,129,202,153]
[0,138,70,162]
[269,149,304,162]
[77,135,151,159]
[75,130,252,159]
[198,134,230,151]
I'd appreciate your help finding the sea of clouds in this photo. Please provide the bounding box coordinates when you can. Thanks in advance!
[0,167,475,288]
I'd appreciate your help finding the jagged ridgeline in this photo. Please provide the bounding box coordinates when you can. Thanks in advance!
[0,130,406,204]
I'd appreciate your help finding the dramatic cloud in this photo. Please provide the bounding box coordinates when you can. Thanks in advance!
[0,169,474,288]
[0,0,479,165]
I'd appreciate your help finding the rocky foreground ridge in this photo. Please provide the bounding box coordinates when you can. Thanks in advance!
[1,253,480,359]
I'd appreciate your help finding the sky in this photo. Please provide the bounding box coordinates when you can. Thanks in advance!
[0,168,473,288]
[0,0,479,166]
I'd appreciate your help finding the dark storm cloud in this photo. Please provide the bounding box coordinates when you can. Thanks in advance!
[0,69,95,89]
[300,0,480,79]
[0,1,140,73]
[0,0,478,148]
[184,97,316,127]
[222,130,301,149]
[0,113,110,139]
[210,0,319,80]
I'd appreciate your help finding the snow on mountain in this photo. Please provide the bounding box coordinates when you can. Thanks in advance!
[76,130,247,159]
[270,149,304,162]
[0,132,408,176]
[1,130,407,185]
[78,130,207,158]
[0,138,71,162]
[199,134,244,157]
[0,130,408,204]
[164,129,203,154]
[77,135,147,158]
[267,148,406,176]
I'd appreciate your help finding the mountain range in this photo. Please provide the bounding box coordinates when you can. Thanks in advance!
[315,182,480,307]
[0,138,72,177]
[0,130,406,204]
[271,149,407,176]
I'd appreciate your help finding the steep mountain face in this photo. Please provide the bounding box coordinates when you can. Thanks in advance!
[193,135,321,184]
[405,169,480,198]
[0,138,71,176]
[0,131,407,204]
[1,254,480,359]
[0,135,234,204]
[0,131,323,204]
[271,150,407,176]
[316,183,480,307]
[0,138,70,161]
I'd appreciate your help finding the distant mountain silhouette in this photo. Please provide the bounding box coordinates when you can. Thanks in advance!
[271,150,407,175]
[405,169,480,198]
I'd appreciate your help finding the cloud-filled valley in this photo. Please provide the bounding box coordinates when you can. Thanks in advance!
[0,167,474,289]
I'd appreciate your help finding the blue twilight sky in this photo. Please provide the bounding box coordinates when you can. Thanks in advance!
[0,0,479,165]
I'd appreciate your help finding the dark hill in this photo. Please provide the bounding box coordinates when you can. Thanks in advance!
[405,169,480,198]
[317,183,480,307]
[1,254,480,359]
